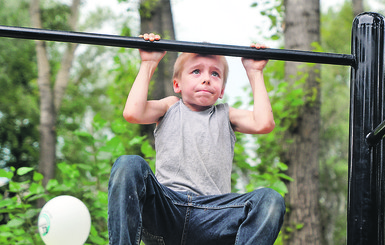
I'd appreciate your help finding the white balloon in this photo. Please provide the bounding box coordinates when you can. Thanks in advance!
[38,195,91,245]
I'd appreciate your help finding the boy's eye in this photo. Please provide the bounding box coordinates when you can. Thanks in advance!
[192,69,200,74]
[212,71,220,77]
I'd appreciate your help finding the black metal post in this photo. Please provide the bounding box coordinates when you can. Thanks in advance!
[348,12,385,244]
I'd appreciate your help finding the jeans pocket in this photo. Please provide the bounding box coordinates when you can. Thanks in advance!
[142,228,166,245]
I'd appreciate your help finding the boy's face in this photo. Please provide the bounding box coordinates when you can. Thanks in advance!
[173,55,225,111]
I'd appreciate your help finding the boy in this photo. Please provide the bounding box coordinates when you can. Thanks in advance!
[108,33,285,245]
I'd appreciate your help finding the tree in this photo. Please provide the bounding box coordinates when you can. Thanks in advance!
[282,0,322,244]
[29,0,80,207]
[352,0,364,16]
[0,1,39,173]
[138,0,178,144]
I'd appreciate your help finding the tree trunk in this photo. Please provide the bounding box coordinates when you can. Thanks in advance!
[139,0,177,145]
[30,0,80,207]
[282,0,322,244]
[30,0,55,188]
[352,0,364,17]
[54,0,79,112]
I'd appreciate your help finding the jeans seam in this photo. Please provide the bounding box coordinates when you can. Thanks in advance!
[142,228,165,245]
[180,195,192,245]
[148,173,174,201]
[173,203,245,209]
[136,219,142,245]
[234,201,252,245]
[137,169,149,200]
[137,169,149,244]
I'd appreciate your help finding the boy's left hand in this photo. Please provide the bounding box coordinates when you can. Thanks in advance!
[138,33,166,63]
[242,43,269,72]
[139,33,161,42]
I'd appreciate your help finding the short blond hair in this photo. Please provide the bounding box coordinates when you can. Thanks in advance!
[172,53,229,86]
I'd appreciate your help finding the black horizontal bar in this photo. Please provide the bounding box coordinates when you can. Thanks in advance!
[0,25,355,66]
[366,120,385,146]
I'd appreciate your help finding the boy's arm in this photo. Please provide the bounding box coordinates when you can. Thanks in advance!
[123,33,179,125]
[229,44,275,134]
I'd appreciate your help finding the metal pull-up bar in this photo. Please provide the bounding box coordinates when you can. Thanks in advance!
[0,25,355,66]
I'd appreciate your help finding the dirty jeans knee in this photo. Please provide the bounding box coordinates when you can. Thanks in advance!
[236,188,285,245]
[108,155,152,245]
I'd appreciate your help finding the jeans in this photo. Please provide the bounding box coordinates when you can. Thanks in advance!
[108,155,285,245]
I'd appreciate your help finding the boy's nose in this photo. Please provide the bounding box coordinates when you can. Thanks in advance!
[202,73,211,85]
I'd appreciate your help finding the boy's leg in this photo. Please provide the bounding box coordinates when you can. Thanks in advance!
[186,188,285,245]
[233,188,285,244]
[108,155,185,245]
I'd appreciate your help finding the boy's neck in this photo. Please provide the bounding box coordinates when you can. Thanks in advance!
[181,100,214,112]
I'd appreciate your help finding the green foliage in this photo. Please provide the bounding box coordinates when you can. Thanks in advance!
[251,0,284,40]
[0,114,155,244]
[0,167,45,244]
[118,0,160,19]
[0,0,39,171]
[318,3,353,244]
[231,58,307,195]
[40,0,72,31]
[138,0,160,19]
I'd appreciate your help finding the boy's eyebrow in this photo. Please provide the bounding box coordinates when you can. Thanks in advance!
[187,64,224,74]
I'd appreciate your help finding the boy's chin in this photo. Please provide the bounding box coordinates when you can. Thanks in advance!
[196,98,218,106]
[183,99,217,111]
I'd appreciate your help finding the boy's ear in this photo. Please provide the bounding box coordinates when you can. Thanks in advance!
[219,86,225,99]
[173,79,181,93]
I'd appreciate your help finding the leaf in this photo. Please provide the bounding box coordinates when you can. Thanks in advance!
[22,208,41,219]
[141,141,155,158]
[9,182,23,192]
[129,135,147,146]
[111,120,128,134]
[100,136,121,152]
[77,163,93,171]
[0,169,13,179]
[92,113,108,131]
[74,131,94,145]
[278,162,288,171]
[0,198,15,208]
[271,180,288,194]
[46,179,59,191]
[28,182,45,195]
[16,167,34,176]
[6,218,24,227]
[33,172,44,182]
[278,173,294,182]
[97,191,108,205]
[296,223,304,230]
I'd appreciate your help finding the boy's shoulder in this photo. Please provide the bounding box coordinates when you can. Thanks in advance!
[157,96,180,119]
[162,96,180,109]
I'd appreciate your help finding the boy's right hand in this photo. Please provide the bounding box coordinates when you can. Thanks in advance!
[138,33,166,63]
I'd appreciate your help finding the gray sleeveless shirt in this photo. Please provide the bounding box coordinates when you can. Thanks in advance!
[154,100,236,196]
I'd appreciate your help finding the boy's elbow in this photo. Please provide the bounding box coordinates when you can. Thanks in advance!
[265,120,275,133]
[123,110,140,124]
[257,119,275,134]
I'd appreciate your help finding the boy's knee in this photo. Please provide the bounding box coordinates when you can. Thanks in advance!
[253,188,286,214]
[110,155,150,183]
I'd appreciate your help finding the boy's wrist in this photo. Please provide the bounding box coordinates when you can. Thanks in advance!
[141,60,160,66]
[246,69,264,76]
[140,60,161,73]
